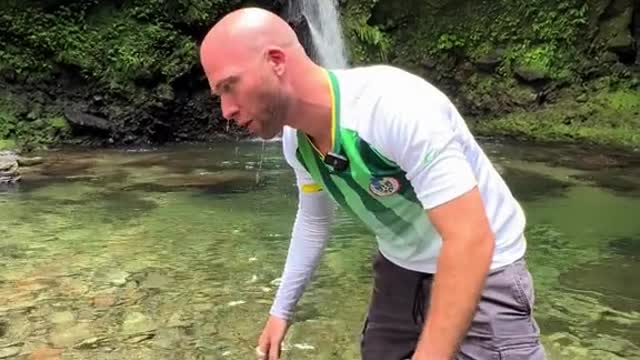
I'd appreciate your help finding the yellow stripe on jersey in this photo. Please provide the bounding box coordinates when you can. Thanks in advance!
[301,183,323,193]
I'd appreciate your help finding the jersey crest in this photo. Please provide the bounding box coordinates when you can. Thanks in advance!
[369,177,401,197]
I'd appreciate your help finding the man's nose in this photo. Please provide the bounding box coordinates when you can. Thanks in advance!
[220,95,239,121]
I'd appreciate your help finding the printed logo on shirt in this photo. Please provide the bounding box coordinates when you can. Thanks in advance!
[369,177,401,197]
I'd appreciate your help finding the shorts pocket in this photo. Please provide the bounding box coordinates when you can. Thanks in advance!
[507,260,534,315]
[498,341,546,360]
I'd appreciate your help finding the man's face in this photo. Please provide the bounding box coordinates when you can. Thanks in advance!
[206,52,288,139]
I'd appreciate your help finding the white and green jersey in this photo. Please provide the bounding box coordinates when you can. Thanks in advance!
[270,64,527,319]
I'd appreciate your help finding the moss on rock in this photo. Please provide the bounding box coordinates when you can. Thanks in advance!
[341,0,639,150]
[472,85,640,149]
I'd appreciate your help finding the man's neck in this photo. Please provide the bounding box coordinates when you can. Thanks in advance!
[285,63,333,155]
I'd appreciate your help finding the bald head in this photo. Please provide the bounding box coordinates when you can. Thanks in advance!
[198,7,325,140]
[203,7,300,52]
[200,7,305,82]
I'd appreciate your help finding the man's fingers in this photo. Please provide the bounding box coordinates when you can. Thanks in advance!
[268,340,281,360]
[256,345,267,359]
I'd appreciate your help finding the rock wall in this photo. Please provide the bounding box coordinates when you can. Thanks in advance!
[0,0,638,151]
[340,0,640,149]
[0,0,286,150]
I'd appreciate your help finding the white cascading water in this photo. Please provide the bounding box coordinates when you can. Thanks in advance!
[298,0,350,69]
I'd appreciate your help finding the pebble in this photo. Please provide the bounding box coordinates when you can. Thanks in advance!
[293,343,315,350]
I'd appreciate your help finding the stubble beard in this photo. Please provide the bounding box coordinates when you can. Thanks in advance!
[260,88,289,139]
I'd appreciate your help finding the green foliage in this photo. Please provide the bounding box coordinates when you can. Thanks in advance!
[472,87,640,149]
[126,0,239,26]
[0,91,71,151]
[0,0,240,148]
[0,139,16,151]
[351,22,392,62]
[0,2,200,92]
[376,0,590,80]
[342,0,393,64]
[435,33,466,52]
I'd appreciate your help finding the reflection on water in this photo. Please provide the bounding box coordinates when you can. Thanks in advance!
[0,140,639,359]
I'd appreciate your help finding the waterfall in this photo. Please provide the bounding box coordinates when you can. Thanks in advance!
[287,0,350,69]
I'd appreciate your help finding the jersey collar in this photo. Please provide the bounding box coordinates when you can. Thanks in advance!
[326,69,342,156]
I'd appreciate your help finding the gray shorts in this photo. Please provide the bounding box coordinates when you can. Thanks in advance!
[360,252,546,360]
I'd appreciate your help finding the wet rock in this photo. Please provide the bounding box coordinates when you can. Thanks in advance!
[49,312,75,325]
[0,346,21,359]
[293,343,315,350]
[48,323,93,348]
[140,272,170,289]
[90,294,117,308]
[122,312,157,337]
[514,65,549,83]
[126,333,154,344]
[1,315,30,343]
[27,346,63,360]
[596,0,636,63]
[17,156,44,167]
[74,336,108,349]
[473,50,503,73]
[63,108,111,131]
[0,151,20,184]
[166,311,192,328]
[227,300,245,307]
[153,328,185,349]
[106,270,130,286]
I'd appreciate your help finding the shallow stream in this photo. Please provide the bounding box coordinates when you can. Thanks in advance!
[1,139,639,359]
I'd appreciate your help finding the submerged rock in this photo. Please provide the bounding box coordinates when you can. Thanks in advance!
[0,345,21,359]
[48,322,93,348]
[122,312,157,337]
[0,151,20,184]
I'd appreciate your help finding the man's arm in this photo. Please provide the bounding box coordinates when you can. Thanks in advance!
[269,185,334,319]
[412,187,494,359]
[371,70,495,359]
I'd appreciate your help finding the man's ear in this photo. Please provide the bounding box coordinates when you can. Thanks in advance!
[265,47,286,76]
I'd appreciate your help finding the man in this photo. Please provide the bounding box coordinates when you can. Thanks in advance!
[199,7,546,360]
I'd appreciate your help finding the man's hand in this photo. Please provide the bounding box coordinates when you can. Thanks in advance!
[257,315,289,360]
[412,186,495,359]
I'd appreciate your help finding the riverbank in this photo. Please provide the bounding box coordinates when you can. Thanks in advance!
[471,84,640,151]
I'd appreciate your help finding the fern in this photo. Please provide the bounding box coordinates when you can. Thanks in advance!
[352,23,391,61]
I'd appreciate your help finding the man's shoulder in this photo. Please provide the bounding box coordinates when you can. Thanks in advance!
[332,64,423,85]
[332,64,448,111]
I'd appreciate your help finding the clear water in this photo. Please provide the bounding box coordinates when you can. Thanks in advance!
[0,140,639,359]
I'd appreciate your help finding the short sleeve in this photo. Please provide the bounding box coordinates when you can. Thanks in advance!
[375,83,477,210]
